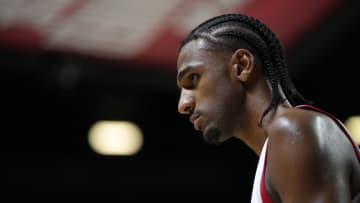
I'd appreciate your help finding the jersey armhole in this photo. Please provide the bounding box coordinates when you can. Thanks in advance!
[260,144,273,203]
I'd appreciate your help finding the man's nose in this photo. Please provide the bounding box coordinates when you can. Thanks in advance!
[178,90,194,115]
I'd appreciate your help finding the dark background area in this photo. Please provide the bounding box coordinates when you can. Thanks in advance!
[2,1,360,202]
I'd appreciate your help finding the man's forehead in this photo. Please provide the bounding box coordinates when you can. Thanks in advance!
[177,39,234,73]
[180,39,209,54]
[177,39,211,71]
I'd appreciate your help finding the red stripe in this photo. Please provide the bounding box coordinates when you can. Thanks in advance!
[50,0,89,25]
[260,143,273,203]
[134,0,343,68]
[240,0,342,48]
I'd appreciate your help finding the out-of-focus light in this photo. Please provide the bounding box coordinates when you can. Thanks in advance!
[345,116,360,145]
[88,121,143,156]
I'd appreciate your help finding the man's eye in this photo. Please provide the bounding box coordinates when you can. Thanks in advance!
[180,74,199,89]
[190,74,199,83]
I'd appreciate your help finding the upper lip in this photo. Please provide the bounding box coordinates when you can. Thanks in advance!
[190,113,200,124]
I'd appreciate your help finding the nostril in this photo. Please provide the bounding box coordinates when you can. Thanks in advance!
[184,106,191,114]
[178,90,194,114]
[178,102,193,115]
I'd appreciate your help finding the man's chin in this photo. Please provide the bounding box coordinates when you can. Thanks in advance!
[203,127,221,145]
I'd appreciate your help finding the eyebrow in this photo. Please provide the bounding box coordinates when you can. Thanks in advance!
[177,63,203,85]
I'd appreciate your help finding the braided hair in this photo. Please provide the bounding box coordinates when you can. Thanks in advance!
[179,13,309,125]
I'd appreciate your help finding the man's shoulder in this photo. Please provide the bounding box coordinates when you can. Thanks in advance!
[267,107,335,140]
[265,106,343,160]
[263,107,359,202]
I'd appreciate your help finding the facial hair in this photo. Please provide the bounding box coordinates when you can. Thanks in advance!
[203,127,221,145]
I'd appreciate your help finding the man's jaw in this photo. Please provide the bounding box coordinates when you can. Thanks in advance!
[203,127,221,145]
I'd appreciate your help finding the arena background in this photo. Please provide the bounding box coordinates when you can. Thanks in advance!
[1,0,360,202]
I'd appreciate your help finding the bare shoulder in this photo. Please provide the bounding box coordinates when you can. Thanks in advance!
[265,107,339,175]
[266,107,344,150]
[265,107,353,164]
[263,107,358,202]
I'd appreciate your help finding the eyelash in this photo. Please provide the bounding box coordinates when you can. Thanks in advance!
[191,73,198,81]
[188,74,199,88]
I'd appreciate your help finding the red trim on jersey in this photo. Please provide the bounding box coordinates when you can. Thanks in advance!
[259,104,360,202]
[260,152,272,203]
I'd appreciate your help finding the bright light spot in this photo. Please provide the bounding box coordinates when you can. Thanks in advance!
[88,121,143,156]
[345,116,360,145]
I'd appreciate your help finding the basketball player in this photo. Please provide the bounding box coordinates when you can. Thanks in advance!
[176,13,360,202]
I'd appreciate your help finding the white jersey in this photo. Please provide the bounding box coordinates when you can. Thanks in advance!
[250,138,271,203]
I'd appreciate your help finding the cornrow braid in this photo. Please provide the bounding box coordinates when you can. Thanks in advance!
[179,13,309,125]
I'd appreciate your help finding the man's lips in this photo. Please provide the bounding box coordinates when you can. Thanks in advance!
[190,114,202,131]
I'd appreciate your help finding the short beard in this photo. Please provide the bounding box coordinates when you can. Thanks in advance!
[203,127,221,145]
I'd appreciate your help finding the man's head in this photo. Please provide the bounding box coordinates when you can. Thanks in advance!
[177,13,307,144]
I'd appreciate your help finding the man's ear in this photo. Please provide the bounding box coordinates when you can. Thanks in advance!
[230,49,255,82]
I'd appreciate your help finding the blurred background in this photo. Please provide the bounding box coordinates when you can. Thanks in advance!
[1,0,360,202]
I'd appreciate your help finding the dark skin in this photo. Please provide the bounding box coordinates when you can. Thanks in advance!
[177,39,360,202]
